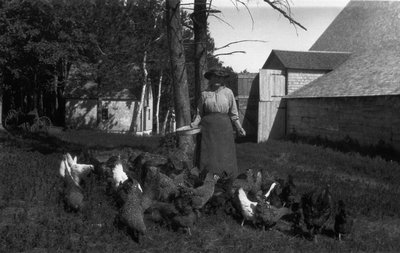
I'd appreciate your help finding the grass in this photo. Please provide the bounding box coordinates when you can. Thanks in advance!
[1,130,400,252]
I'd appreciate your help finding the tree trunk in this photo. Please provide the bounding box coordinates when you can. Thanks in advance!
[156,71,163,135]
[162,108,170,135]
[193,0,208,104]
[166,0,194,153]
[0,88,3,130]
[135,51,149,134]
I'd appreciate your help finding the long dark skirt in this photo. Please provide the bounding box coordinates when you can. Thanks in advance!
[198,113,238,178]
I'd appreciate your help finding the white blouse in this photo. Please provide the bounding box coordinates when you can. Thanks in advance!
[192,86,239,126]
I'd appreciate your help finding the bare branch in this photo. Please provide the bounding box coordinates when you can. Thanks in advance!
[209,13,234,29]
[214,39,267,51]
[263,0,307,31]
[235,0,255,30]
[211,51,246,57]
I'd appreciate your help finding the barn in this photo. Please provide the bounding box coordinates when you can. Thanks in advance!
[65,64,153,135]
[237,0,400,152]
[285,0,400,152]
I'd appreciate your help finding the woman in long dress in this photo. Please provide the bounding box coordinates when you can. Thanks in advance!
[191,68,246,178]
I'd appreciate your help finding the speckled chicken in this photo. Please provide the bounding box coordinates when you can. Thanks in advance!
[301,185,334,242]
[179,172,220,215]
[334,200,353,241]
[255,200,291,230]
[118,178,147,239]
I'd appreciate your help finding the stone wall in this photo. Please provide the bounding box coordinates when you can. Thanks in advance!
[287,70,326,94]
[286,96,400,151]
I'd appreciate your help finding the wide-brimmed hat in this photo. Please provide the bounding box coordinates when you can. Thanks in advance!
[204,68,230,80]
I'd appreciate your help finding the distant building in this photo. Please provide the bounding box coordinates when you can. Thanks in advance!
[64,63,153,135]
[238,0,400,152]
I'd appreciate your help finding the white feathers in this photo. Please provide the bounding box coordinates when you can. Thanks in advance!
[59,153,94,187]
[112,163,129,190]
[238,187,258,226]
[264,182,277,199]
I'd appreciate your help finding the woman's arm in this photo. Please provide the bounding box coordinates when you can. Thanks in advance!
[190,94,204,128]
[227,89,246,136]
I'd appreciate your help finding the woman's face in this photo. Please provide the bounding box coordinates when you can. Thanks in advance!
[208,75,222,88]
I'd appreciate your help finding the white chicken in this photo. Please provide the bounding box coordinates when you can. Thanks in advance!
[237,187,258,226]
[112,162,129,190]
[61,153,94,186]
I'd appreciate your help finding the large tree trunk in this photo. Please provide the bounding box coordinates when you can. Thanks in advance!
[192,0,208,103]
[166,0,194,153]
[155,71,163,135]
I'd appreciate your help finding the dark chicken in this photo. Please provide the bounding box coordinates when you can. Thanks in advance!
[334,200,353,241]
[301,185,334,242]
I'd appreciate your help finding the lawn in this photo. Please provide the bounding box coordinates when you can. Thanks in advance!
[1,130,400,252]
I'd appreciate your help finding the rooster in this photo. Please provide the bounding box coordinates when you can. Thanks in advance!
[334,200,353,241]
[301,185,334,242]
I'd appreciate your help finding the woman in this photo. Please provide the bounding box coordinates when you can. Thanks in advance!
[190,68,246,178]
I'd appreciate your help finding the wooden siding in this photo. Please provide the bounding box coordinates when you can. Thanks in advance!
[286,96,400,151]
[99,100,137,133]
[258,69,286,142]
[237,73,258,99]
[65,99,98,129]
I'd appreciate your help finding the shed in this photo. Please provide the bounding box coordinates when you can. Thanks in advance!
[237,50,350,142]
[65,63,153,134]
[284,0,400,151]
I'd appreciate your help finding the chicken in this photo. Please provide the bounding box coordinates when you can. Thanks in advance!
[141,164,161,211]
[60,159,84,212]
[180,172,220,215]
[117,178,147,241]
[280,174,301,208]
[255,200,291,230]
[60,153,94,187]
[301,185,334,242]
[171,210,197,235]
[232,169,262,201]
[263,182,283,207]
[111,161,129,191]
[237,187,258,226]
[334,200,353,241]
[158,170,180,201]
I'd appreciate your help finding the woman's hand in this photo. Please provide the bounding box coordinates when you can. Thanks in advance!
[238,127,246,137]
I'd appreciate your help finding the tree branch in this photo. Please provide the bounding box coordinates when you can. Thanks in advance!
[263,0,307,31]
[211,51,246,57]
[214,39,267,51]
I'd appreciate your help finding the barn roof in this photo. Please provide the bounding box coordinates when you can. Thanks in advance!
[262,50,351,70]
[286,48,400,98]
[285,1,400,98]
[310,1,400,53]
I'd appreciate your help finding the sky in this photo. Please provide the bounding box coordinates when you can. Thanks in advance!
[182,0,350,72]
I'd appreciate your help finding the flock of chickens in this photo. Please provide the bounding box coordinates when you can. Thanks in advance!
[58,152,353,243]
